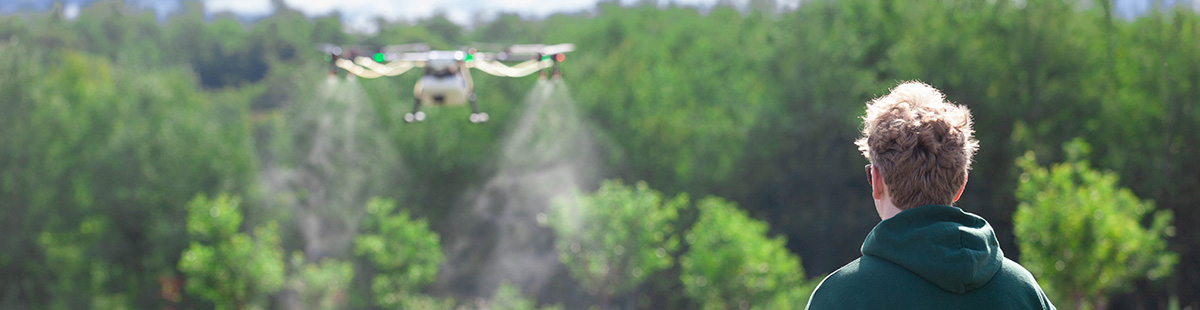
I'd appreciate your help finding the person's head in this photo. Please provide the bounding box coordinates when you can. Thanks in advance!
[856,81,979,215]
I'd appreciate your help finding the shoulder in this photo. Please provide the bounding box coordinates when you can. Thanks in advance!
[997,258,1038,282]
[990,258,1046,293]
[806,258,861,309]
[810,257,862,293]
[989,258,1058,309]
[808,257,1057,310]
[806,256,918,309]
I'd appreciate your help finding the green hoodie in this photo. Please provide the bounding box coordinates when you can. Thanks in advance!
[806,205,1055,309]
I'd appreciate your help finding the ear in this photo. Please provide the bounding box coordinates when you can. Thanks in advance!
[952,174,968,202]
[872,167,887,200]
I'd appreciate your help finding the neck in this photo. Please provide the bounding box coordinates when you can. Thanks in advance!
[870,168,905,220]
[876,198,902,220]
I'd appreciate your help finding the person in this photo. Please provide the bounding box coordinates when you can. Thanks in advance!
[805,81,1055,309]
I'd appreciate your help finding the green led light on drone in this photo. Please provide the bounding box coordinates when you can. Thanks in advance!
[540,54,551,61]
[373,52,385,62]
[465,53,473,62]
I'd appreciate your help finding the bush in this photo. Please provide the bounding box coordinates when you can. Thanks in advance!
[1014,140,1176,309]
[681,197,812,310]
[178,194,285,310]
[287,253,353,310]
[354,197,446,309]
[546,180,684,307]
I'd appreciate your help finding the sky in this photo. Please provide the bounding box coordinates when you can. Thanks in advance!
[3,0,1197,32]
[1,0,800,32]
[207,0,800,31]
[207,0,604,26]
[208,0,1188,32]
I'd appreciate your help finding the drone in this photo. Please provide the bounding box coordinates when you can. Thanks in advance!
[318,43,575,123]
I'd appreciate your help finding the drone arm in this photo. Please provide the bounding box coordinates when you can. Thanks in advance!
[354,57,421,76]
[335,58,386,78]
[461,62,474,90]
[470,59,551,77]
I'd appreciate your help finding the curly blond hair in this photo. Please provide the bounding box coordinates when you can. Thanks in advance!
[855,81,979,210]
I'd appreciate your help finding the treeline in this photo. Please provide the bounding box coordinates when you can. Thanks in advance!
[0,0,1197,309]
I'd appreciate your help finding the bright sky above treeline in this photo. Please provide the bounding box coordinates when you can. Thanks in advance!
[7,0,799,30]
[2,0,1191,32]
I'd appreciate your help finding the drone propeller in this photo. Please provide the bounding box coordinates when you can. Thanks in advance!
[316,43,343,56]
[387,52,436,62]
[479,43,575,61]
[382,43,431,54]
[317,43,384,60]
[466,42,506,52]
[538,44,575,57]
[506,44,547,55]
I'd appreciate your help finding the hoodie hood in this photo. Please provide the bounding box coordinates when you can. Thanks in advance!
[861,204,1003,294]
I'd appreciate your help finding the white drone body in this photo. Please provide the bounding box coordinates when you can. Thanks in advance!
[416,51,471,109]
[318,43,574,123]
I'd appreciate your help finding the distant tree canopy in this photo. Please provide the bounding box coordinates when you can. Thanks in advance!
[0,0,1198,308]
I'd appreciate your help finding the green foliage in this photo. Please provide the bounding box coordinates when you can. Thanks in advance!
[287,253,353,310]
[681,197,812,309]
[489,282,540,310]
[470,282,563,310]
[1,42,254,308]
[567,5,775,194]
[547,181,814,308]
[178,194,286,310]
[1014,139,1177,309]
[36,216,130,309]
[547,180,684,305]
[354,197,445,309]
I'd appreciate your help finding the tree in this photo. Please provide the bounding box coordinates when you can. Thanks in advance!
[1014,139,1176,310]
[178,194,286,310]
[353,198,449,309]
[531,4,779,197]
[1,45,256,308]
[680,197,813,309]
[546,180,684,308]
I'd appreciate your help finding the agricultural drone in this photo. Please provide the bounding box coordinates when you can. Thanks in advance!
[318,43,574,123]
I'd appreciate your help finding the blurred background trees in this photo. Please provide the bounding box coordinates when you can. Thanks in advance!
[0,0,1197,308]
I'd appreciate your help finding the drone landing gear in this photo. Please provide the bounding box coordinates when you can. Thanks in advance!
[404,98,426,123]
[468,93,489,123]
